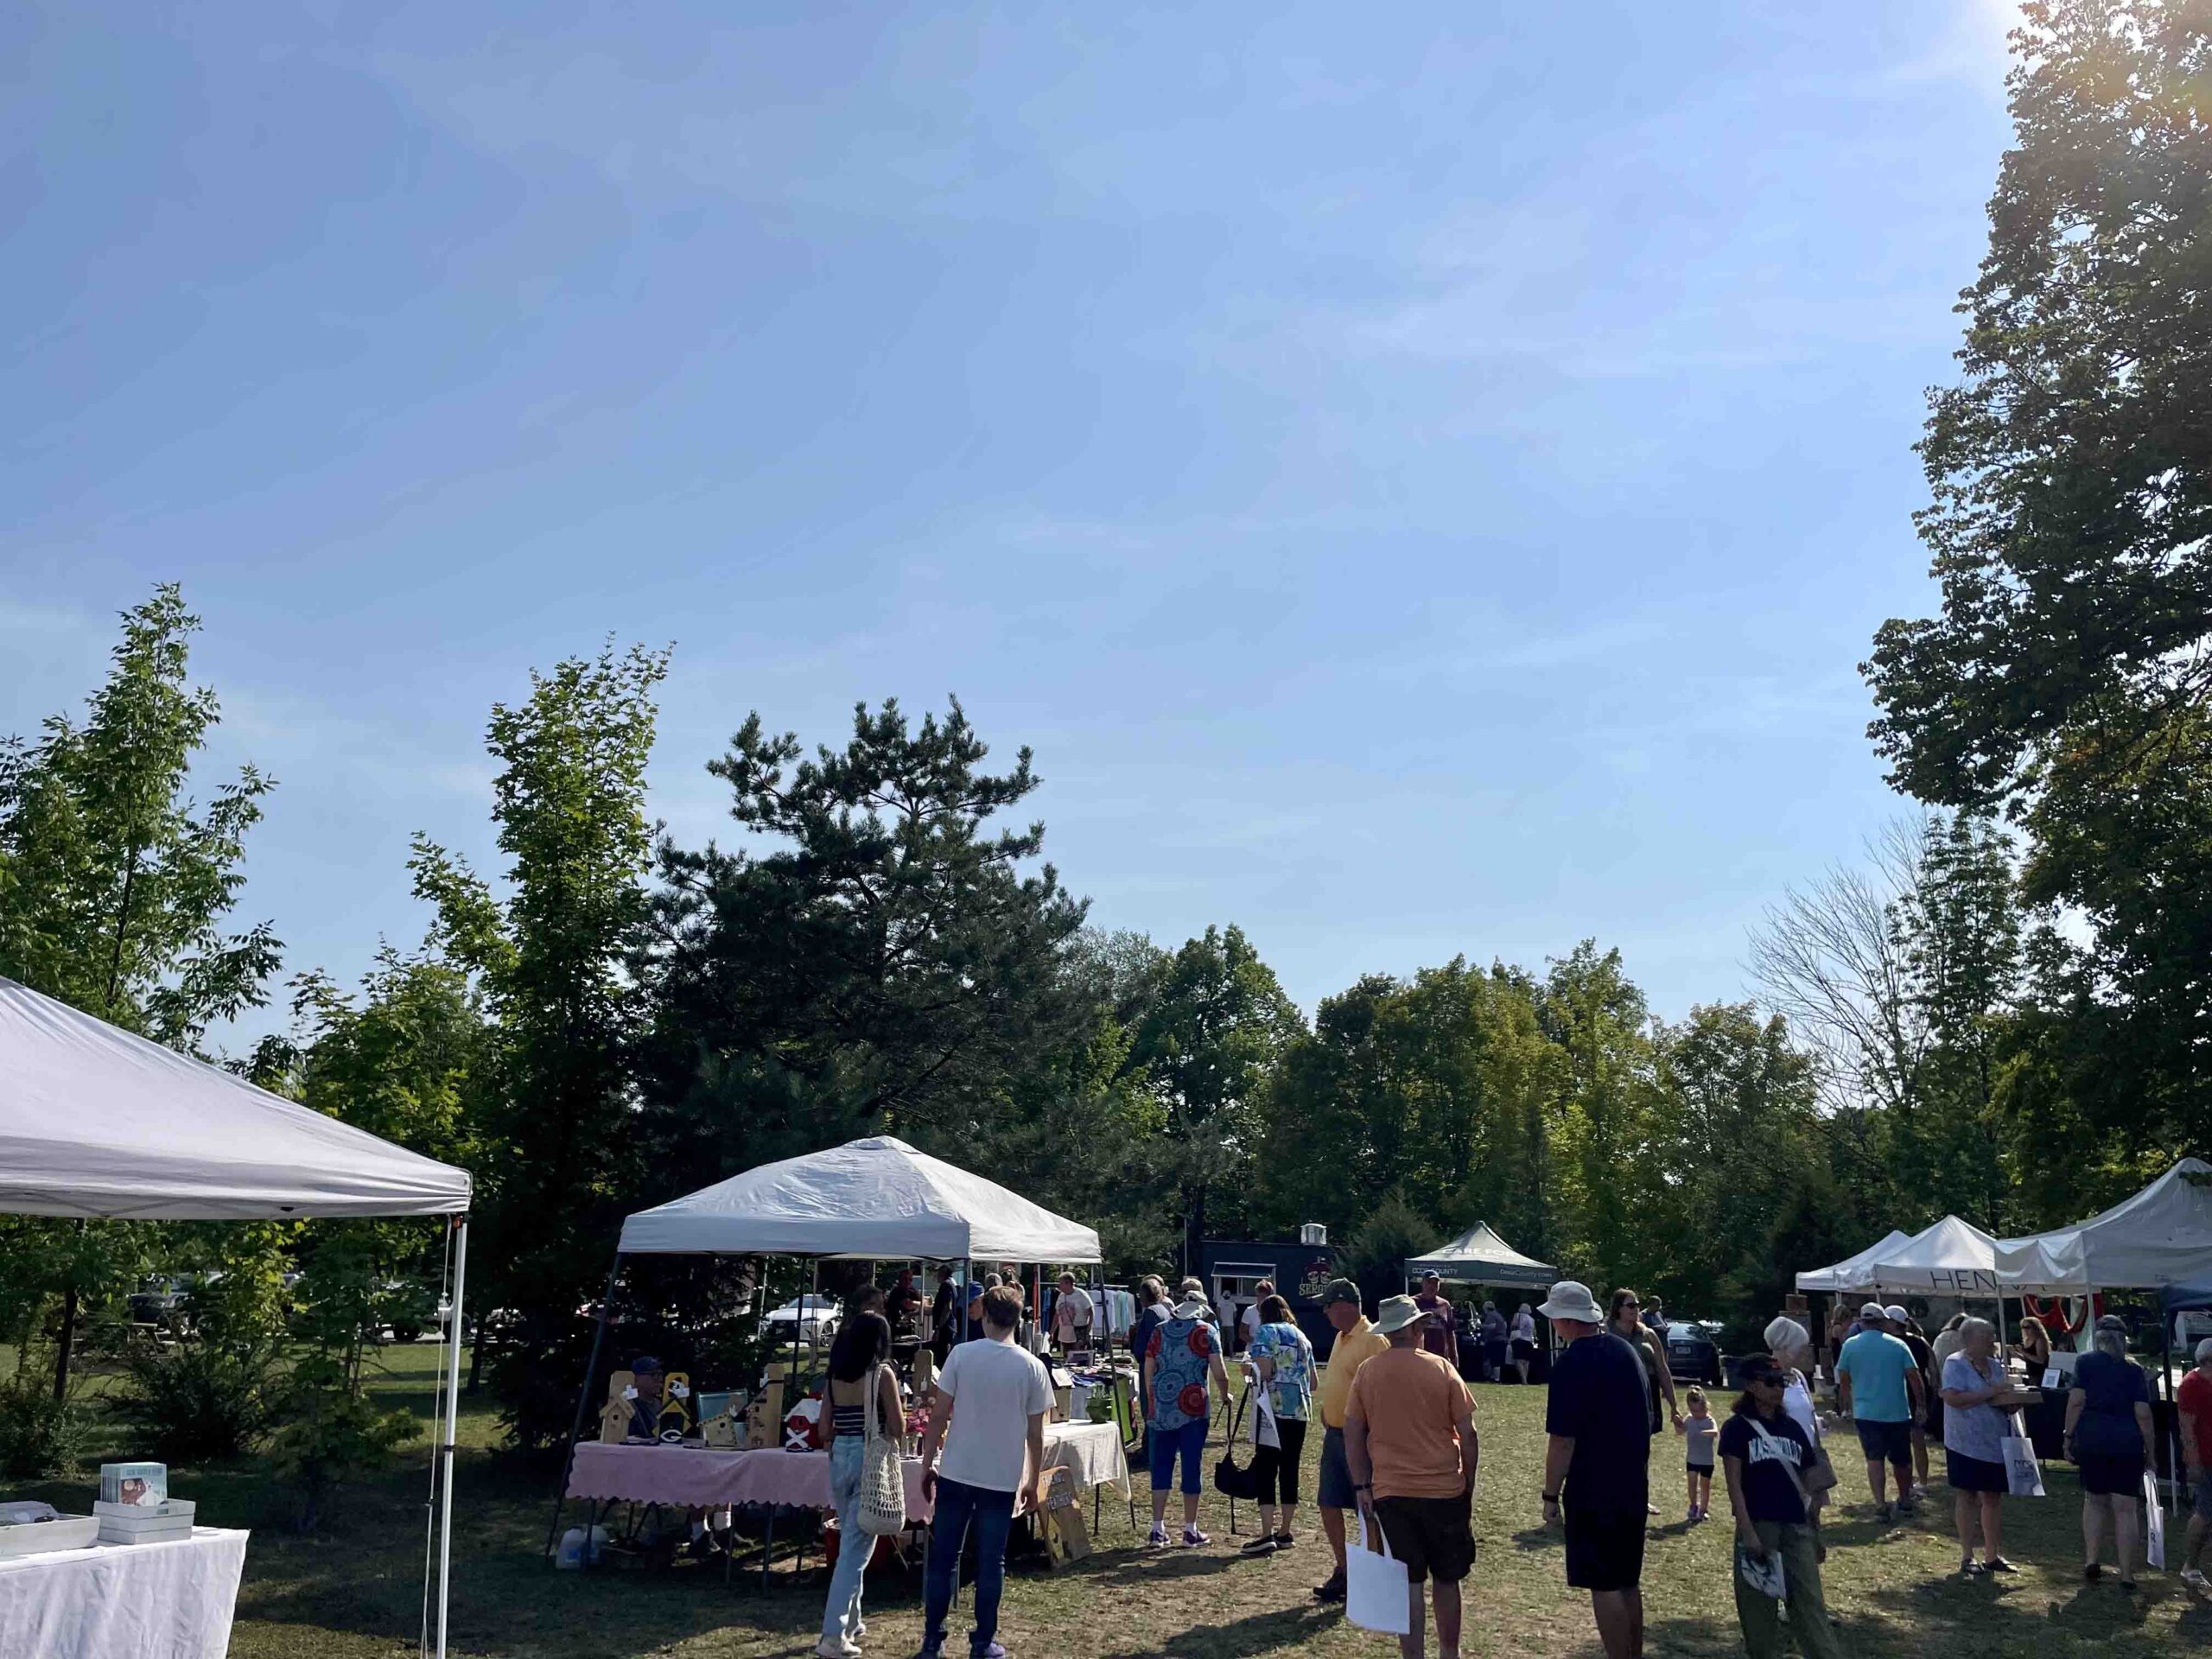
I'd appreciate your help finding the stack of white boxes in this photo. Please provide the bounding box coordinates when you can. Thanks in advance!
[95,1497,193,1544]
[94,1462,193,1545]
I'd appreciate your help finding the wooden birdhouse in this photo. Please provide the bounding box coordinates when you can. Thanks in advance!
[597,1370,635,1444]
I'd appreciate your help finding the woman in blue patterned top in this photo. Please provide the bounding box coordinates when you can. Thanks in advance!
[1144,1285,1233,1548]
[1243,1293,1319,1555]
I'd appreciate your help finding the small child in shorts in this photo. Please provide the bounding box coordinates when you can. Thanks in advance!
[1678,1385,1718,1521]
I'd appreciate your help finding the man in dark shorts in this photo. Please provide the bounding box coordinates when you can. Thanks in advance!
[1540,1281,1652,1659]
[1345,1294,1478,1659]
[1313,1280,1389,1604]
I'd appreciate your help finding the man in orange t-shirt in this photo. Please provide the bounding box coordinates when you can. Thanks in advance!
[1345,1295,1480,1659]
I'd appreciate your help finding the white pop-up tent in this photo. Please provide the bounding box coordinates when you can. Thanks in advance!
[618,1135,1101,1262]
[1858,1215,2001,1296]
[549,1135,1101,1558]
[1993,1157,2212,1292]
[1795,1229,1913,1293]
[1404,1221,1555,1290]
[0,977,474,1656]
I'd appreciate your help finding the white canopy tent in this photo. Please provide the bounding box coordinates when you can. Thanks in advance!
[1794,1230,1912,1294]
[550,1136,1100,1557]
[0,976,474,1656]
[1993,1157,2212,1293]
[1858,1215,2001,1297]
[1404,1221,1555,1290]
[618,1135,1102,1262]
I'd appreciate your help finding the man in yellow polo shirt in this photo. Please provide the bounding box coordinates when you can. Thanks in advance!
[1314,1279,1391,1603]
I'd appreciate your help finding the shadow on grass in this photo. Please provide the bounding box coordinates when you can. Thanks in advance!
[1097,1603,1344,1659]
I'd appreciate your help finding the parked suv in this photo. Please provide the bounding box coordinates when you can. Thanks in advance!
[1664,1320,1724,1386]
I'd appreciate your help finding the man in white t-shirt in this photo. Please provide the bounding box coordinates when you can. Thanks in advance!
[1051,1273,1095,1356]
[916,1286,1051,1659]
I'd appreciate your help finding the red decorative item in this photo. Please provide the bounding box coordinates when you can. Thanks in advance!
[2020,1293,2101,1337]
[1177,1383,1209,1418]
[1185,1327,1211,1357]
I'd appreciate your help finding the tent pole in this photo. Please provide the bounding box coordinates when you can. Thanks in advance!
[435,1214,470,1659]
[543,1252,624,1562]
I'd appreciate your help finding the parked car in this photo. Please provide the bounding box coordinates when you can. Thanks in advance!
[759,1294,842,1346]
[1664,1320,1724,1386]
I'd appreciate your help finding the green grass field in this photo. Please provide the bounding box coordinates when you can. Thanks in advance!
[13,1344,2212,1656]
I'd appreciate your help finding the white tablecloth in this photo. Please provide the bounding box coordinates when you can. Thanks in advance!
[0,1527,247,1659]
[1041,1421,1129,1497]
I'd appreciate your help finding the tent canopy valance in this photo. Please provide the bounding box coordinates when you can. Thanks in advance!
[616,1135,1101,1263]
[1404,1221,1555,1289]
[1993,1157,2212,1293]
[1857,1215,2000,1296]
[0,976,471,1219]
[1795,1230,1912,1294]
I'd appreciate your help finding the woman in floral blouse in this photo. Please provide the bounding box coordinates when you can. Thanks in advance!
[1243,1293,1319,1555]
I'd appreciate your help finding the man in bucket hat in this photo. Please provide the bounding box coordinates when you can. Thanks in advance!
[1538,1281,1652,1659]
[1345,1295,1479,1659]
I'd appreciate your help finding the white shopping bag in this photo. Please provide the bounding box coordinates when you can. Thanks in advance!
[1999,1413,2044,1498]
[2145,1471,2167,1570]
[1346,1514,1412,1636]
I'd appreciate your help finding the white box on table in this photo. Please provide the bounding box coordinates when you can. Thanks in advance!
[0,1516,99,1558]
[95,1499,195,1544]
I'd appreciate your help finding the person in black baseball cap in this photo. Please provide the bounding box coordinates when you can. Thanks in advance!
[1719,1355,1841,1657]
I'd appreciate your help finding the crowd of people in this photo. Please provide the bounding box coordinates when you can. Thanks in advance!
[795,1260,2210,1659]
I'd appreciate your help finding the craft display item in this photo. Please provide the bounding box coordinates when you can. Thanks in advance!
[1041,1467,1090,1567]
[783,1395,823,1452]
[746,1382,786,1450]
[656,1373,696,1444]
[598,1370,635,1444]
[99,1463,168,1509]
[697,1391,746,1449]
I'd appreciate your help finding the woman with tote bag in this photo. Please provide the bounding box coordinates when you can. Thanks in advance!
[817,1313,905,1659]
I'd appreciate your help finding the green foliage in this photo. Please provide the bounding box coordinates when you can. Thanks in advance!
[634,696,1092,1175]
[112,1335,283,1464]
[0,1375,87,1478]
[1865,0,2212,1156]
[411,642,670,1451]
[1125,925,1304,1268]
[0,588,280,1396]
[1340,1192,1433,1310]
[264,1352,416,1534]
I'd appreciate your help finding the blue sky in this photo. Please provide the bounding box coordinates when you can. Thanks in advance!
[3,1,2023,1047]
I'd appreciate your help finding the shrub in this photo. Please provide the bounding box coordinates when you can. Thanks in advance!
[264,1356,417,1533]
[111,1338,281,1464]
[0,1376,86,1478]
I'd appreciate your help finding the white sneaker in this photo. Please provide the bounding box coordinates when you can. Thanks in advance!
[2183,1566,2209,1590]
[816,1639,860,1659]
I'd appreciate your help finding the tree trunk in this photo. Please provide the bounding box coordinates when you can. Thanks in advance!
[1182,1182,1207,1281]
[51,1285,78,1405]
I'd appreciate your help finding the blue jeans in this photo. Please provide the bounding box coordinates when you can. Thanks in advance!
[819,1436,868,1645]
[1148,1418,1206,1494]
[923,1474,1016,1656]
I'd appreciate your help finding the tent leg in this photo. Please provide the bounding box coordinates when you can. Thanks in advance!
[435,1215,469,1659]
[543,1252,624,1563]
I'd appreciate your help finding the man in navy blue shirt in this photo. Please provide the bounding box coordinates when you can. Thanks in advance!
[1539,1281,1653,1659]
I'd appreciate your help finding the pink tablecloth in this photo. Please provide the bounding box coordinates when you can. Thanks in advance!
[566,1443,931,1520]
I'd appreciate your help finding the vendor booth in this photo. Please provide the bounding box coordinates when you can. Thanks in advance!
[1993,1160,2212,1491]
[1993,1158,2212,1295]
[1404,1221,1555,1291]
[0,976,474,1659]
[548,1136,1128,1580]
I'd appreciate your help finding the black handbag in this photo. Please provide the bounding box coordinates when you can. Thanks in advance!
[1213,1389,1259,1499]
